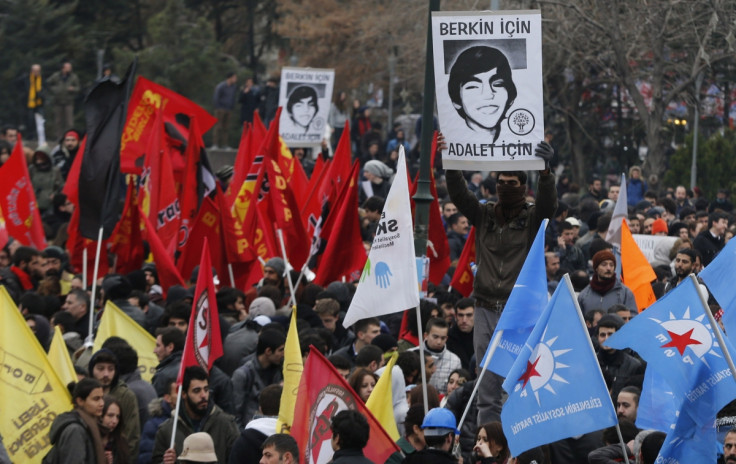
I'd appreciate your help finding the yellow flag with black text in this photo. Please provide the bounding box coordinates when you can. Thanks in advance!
[94,301,158,382]
[276,307,303,433]
[48,328,77,387]
[0,286,71,464]
[366,351,400,441]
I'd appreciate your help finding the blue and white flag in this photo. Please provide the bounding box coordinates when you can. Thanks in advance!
[636,367,678,433]
[656,404,717,464]
[485,219,549,377]
[501,275,617,456]
[699,236,736,338]
[605,277,736,427]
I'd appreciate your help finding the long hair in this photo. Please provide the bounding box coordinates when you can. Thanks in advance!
[100,395,129,463]
[477,422,509,463]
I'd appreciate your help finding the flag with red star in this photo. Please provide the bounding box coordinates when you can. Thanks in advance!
[605,276,736,427]
[501,274,616,456]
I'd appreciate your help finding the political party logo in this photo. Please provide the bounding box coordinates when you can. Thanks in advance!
[306,384,358,464]
[507,108,535,136]
[0,349,53,395]
[513,331,571,405]
[653,307,720,366]
[193,290,213,369]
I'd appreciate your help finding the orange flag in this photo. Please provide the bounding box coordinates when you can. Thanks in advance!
[620,220,657,311]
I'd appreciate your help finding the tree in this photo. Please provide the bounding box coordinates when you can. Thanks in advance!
[664,130,736,199]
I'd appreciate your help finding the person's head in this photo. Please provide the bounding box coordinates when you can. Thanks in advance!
[330,410,370,451]
[355,344,384,372]
[423,317,449,351]
[441,201,458,220]
[651,218,668,236]
[257,329,286,366]
[642,217,655,234]
[476,422,510,462]
[709,211,729,236]
[616,386,640,422]
[328,354,352,381]
[639,431,666,464]
[0,140,10,164]
[449,46,517,137]
[674,248,696,279]
[225,71,237,85]
[154,326,185,361]
[584,309,605,329]
[596,314,624,352]
[182,366,209,418]
[627,216,641,234]
[258,384,283,417]
[101,395,123,432]
[287,85,319,129]
[446,368,471,397]
[101,338,138,376]
[314,298,340,331]
[63,130,81,151]
[448,212,469,236]
[629,166,642,180]
[62,288,89,320]
[163,301,191,332]
[545,251,560,279]
[215,287,245,317]
[349,368,379,402]
[260,434,299,464]
[454,298,475,333]
[724,428,736,464]
[353,317,381,348]
[89,349,119,390]
[592,249,616,281]
[362,196,385,223]
[263,257,286,286]
[71,378,104,418]
[559,221,576,246]
[674,185,687,202]
[608,184,620,201]
[2,126,18,146]
[404,404,427,449]
[421,407,458,451]
[13,246,44,280]
[607,303,634,323]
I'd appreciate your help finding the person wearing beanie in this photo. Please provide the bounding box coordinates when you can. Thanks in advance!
[651,218,668,236]
[255,257,289,308]
[51,128,82,180]
[361,159,393,202]
[220,297,276,376]
[595,314,644,399]
[577,249,638,315]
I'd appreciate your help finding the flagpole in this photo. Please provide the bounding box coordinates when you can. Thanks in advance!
[83,247,88,290]
[277,229,297,310]
[227,263,235,288]
[86,226,104,347]
[457,329,503,432]
[169,383,183,450]
[415,305,429,415]
[690,274,736,383]
[613,423,631,464]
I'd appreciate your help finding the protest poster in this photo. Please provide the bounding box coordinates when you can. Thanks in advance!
[278,67,335,148]
[432,10,544,171]
[632,234,678,266]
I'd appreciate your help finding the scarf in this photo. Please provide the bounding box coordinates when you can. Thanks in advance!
[589,274,616,295]
[10,266,34,290]
[494,184,527,225]
[28,74,42,109]
[76,408,107,464]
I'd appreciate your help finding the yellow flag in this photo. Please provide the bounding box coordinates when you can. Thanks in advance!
[366,351,400,441]
[48,328,77,387]
[276,307,303,433]
[93,301,158,382]
[0,286,72,464]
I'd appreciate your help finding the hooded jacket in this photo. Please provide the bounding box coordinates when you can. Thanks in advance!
[47,411,99,464]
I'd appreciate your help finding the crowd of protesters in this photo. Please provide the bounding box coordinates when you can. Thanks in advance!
[3,68,736,464]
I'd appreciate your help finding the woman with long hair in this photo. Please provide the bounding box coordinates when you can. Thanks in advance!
[99,396,129,464]
[473,422,510,464]
[348,368,379,403]
[46,378,106,464]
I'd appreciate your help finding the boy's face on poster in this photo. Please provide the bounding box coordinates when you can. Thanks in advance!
[292,96,317,127]
[457,67,508,131]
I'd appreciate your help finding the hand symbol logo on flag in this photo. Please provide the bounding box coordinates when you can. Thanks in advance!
[513,335,571,405]
[375,262,392,288]
[654,307,720,365]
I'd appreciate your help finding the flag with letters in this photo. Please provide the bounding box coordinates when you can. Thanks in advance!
[604,276,736,426]
[501,275,617,456]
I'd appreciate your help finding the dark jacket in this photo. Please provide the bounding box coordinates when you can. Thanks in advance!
[138,398,171,464]
[446,325,474,370]
[46,410,99,464]
[231,353,283,425]
[597,349,645,399]
[151,351,182,397]
[446,230,467,262]
[446,379,477,464]
[152,404,239,464]
[109,381,141,463]
[693,229,725,267]
[331,448,375,464]
[446,170,557,304]
[227,416,276,464]
[402,448,456,464]
[121,370,157,429]
[47,71,80,105]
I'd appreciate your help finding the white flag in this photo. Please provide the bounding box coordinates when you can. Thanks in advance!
[605,173,628,247]
[343,147,419,327]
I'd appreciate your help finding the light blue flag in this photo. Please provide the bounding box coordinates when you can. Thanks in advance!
[605,277,736,427]
[636,366,678,433]
[656,405,717,464]
[699,236,736,338]
[484,219,549,377]
[500,275,617,456]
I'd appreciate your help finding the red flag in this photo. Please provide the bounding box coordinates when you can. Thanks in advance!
[301,124,351,234]
[177,197,226,286]
[292,348,399,464]
[226,113,268,206]
[178,117,206,252]
[138,111,181,250]
[109,179,144,275]
[61,136,87,204]
[277,139,309,208]
[313,162,366,285]
[121,77,217,174]
[177,238,223,384]
[140,205,186,292]
[450,226,476,297]
[0,135,46,249]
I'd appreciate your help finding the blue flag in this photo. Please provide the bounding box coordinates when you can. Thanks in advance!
[604,277,736,427]
[656,404,717,464]
[636,367,678,433]
[484,219,549,377]
[699,237,736,338]
[501,275,617,456]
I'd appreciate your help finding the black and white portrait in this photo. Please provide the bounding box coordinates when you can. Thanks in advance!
[278,67,335,147]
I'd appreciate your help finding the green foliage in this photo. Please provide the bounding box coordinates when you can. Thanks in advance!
[664,130,736,198]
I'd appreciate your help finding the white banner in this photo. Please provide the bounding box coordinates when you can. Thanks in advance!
[432,10,544,171]
[632,234,679,266]
[278,67,335,148]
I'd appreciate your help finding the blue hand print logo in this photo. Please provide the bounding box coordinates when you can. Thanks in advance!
[374,262,393,288]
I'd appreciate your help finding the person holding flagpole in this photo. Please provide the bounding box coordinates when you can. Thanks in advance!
[443,133,556,424]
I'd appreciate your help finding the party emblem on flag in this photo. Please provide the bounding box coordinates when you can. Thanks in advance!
[513,333,571,406]
[307,384,359,464]
[193,290,213,369]
[654,307,720,365]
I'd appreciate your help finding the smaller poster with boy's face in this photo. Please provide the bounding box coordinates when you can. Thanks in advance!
[278,67,335,148]
[432,10,544,171]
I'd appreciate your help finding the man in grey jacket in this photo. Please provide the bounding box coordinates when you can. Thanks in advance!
[577,249,638,315]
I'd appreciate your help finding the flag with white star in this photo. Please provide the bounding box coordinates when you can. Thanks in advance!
[605,277,736,427]
[501,275,617,456]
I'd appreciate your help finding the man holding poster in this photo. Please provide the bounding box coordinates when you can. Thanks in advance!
[433,10,545,171]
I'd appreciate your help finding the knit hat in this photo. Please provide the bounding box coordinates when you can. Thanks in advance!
[651,218,668,235]
[364,160,393,180]
[592,249,616,270]
[264,257,286,277]
[248,297,276,319]
[597,314,624,331]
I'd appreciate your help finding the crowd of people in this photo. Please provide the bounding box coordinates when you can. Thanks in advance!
[3,75,736,463]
